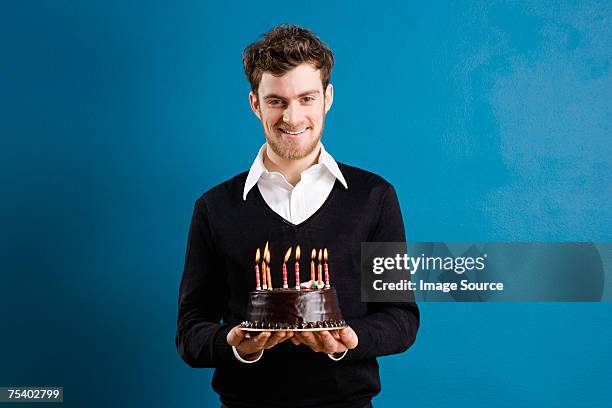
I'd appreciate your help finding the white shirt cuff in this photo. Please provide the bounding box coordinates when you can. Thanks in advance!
[232,346,264,363]
[327,350,348,361]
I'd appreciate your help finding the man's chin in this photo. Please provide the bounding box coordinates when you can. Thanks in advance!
[276,147,310,160]
[266,135,321,160]
[267,136,320,161]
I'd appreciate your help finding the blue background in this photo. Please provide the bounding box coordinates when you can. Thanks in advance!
[1,1,610,407]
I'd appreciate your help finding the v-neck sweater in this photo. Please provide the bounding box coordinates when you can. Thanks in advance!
[176,163,420,408]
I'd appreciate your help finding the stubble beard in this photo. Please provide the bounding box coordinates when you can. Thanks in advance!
[265,107,326,160]
[266,128,322,160]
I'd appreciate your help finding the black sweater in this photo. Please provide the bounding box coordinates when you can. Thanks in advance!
[175,163,420,408]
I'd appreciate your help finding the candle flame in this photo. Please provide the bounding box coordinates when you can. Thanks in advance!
[318,248,322,262]
[284,247,292,263]
[311,248,316,260]
[324,248,328,262]
[265,247,270,264]
[296,245,301,261]
[264,241,269,257]
[255,248,260,263]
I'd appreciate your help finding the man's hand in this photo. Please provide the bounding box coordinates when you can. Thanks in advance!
[227,326,294,359]
[291,326,358,354]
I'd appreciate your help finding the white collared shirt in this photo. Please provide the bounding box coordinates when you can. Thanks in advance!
[234,142,349,363]
[243,143,348,224]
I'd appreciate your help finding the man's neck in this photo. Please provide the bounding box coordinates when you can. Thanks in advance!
[263,143,321,186]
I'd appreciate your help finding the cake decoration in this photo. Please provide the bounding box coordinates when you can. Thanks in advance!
[310,249,316,283]
[294,245,301,290]
[324,248,330,288]
[241,243,346,331]
[282,247,291,289]
[254,248,261,290]
[261,242,268,290]
[265,247,272,289]
[317,249,323,287]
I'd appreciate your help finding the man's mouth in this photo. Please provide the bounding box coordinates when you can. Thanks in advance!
[278,127,308,136]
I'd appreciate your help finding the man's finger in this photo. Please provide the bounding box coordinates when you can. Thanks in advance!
[296,331,316,345]
[263,331,287,349]
[338,327,358,349]
[252,331,271,347]
[233,331,273,356]
[296,331,321,352]
[318,330,342,354]
[226,326,246,346]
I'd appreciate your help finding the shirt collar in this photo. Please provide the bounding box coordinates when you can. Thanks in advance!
[242,143,348,200]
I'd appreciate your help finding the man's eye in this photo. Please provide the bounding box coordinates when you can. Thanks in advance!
[268,99,286,107]
[303,97,314,103]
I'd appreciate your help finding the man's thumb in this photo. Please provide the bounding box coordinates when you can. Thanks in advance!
[226,326,245,346]
[339,327,358,349]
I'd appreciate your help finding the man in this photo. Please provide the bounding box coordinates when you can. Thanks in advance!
[176,24,419,408]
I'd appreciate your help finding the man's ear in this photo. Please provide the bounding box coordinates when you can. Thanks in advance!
[249,91,261,120]
[324,84,334,113]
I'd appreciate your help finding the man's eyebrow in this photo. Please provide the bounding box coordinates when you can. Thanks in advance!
[262,90,321,100]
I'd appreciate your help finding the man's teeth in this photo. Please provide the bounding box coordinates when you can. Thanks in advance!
[280,128,307,135]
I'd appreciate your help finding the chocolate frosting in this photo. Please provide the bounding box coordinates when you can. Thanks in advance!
[241,288,345,329]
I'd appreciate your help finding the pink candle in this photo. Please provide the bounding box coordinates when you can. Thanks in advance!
[317,249,323,288]
[262,242,268,290]
[261,261,267,289]
[324,248,330,288]
[255,248,261,290]
[295,245,301,289]
[282,263,288,288]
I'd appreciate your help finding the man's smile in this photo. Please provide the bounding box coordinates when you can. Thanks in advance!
[278,127,309,136]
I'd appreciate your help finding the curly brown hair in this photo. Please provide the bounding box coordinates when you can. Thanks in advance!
[242,24,334,96]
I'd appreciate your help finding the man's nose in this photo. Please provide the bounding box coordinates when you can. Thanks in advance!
[282,103,301,126]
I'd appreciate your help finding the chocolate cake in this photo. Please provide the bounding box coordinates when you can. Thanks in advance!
[240,288,346,331]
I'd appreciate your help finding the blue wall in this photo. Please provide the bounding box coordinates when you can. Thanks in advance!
[1,1,610,407]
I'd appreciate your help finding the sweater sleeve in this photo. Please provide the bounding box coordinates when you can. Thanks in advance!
[175,198,236,368]
[344,184,420,360]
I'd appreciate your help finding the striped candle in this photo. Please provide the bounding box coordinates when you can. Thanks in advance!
[295,245,301,290]
[317,249,323,288]
[255,248,261,290]
[324,248,330,288]
[266,249,272,289]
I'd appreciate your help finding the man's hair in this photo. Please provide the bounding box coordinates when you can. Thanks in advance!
[242,24,334,96]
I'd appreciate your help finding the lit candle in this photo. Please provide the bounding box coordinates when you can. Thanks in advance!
[283,247,292,289]
[255,248,261,290]
[295,245,301,290]
[267,264,272,289]
[324,248,330,288]
[262,242,268,290]
[317,249,323,288]
[266,248,272,289]
[310,249,316,283]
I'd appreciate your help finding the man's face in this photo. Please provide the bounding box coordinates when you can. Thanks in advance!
[250,63,333,160]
